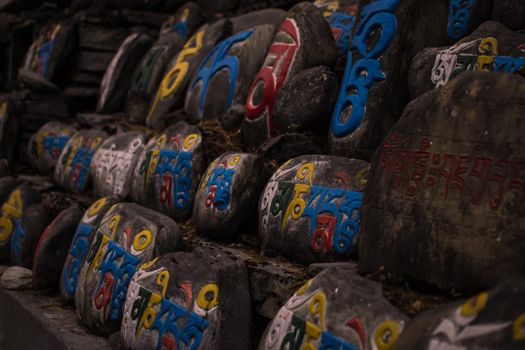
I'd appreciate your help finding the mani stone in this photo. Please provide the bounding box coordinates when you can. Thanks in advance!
[273,65,338,134]
[60,196,122,304]
[258,267,408,350]
[394,279,525,350]
[159,2,204,39]
[447,0,494,42]
[0,184,41,262]
[54,129,108,194]
[146,19,231,130]
[0,266,32,290]
[10,203,48,269]
[90,132,146,199]
[132,122,206,221]
[328,0,450,160]
[96,33,153,114]
[27,122,77,174]
[0,97,19,164]
[259,155,370,265]
[193,152,265,240]
[492,0,525,32]
[32,204,83,290]
[75,203,183,336]
[409,21,525,99]
[242,2,338,150]
[121,249,251,350]
[359,71,525,292]
[184,24,276,123]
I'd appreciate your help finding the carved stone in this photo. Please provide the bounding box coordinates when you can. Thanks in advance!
[447,0,494,42]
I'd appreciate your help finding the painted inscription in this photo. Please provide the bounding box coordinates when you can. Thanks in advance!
[28,24,61,77]
[448,0,475,42]
[199,155,242,212]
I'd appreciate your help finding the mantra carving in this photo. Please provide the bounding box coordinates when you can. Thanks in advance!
[30,129,71,160]
[26,24,61,77]
[245,18,300,137]
[131,46,169,95]
[448,0,475,42]
[316,0,358,60]
[379,132,525,210]
[431,37,525,88]
[331,0,401,138]
[199,154,242,212]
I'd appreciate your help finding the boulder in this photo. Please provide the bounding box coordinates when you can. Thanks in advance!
[27,122,77,174]
[10,203,48,269]
[60,196,122,304]
[394,280,525,350]
[328,0,450,160]
[258,267,408,350]
[447,0,494,42]
[75,203,182,336]
[242,2,338,150]
[273,65,338,134]
[409,21,525,99]
[193,152,266,240]
[259,155,370,265]
[146,19,231,130]
[121,249,251,350]
[90,132,146,199]
[359,72,525,292]
[96,33,153,114]
[132,122,206,220]
[32,205,84,290]
[492,0,525,31]
[0,266,32,290]
[0,185,41,262]
[184,24,276,123]
[54,129,108,194]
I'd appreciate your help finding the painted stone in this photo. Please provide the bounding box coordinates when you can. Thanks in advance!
[60,196,122,304]
[259,267,408,350]
[185,24,276,122]
[0,98,19,164]
[32,204,83,290]
[259,155,370,265]
[23,19,77,82]
[121,249,251,350]
[96,33,153,114]
[0,185,41,262]
[75,203,182,336]
[273,66,338,134]
[193,152,265,240]
[230,8,287,34]
[132,122,205,220]
[447,0,494,42]
[492,0,525,32]
[394,279,525,350]
[10,203,48,269]
[0,159,8,178]
[27,122,77,174]
[409,21,525,99]
[54,129,108,194]
[146,19,231,130]
[242,2,338,150]
[159,2,204,39]
[359,71,525,292]
[328,0,450,160]
[0,266,32,290]
[90,132,146,199]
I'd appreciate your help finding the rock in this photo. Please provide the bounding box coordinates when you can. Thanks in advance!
[0,177,19,206]
[409,21,525,99]
[328,0,449,160]
[90,132,146,199]
[259,155,370,265]
[193,152,266,240]
[96,33,153,114]
[159,2,204,39]
[0,97,20,164]
[0,159,8,177]
[242,2,338,150]
[60,196,122,304]
[54,129,109,194]
[77,23,130,52]
[230,8,287,33]
[75,203,182,336]
[0,266,32,290]
[258,267,408,350]
[273,65,338,134]
[492,0,525,31]
[27,122,77,174]
[220,104,245,131]
[132,122,206,220]
[0,184,41,262]
[10,203,49,269]
[17,68,59,93]
[394,279,525,350]
[121,249,251,350]
[32,205,84,290]
[447,0,494,42]
[146,19,231,130]
[359,72,525,292]
[72,50,116,73]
